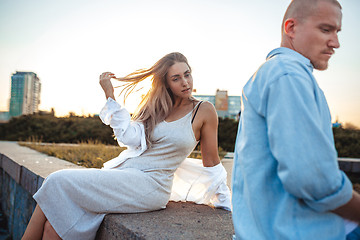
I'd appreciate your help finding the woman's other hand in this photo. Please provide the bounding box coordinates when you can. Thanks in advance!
[100,72,116,100]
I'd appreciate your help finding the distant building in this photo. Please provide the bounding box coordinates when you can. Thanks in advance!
[0,111,10,122]
[9,71,41,117]
[194,89,241,119]
[332,122,342,128]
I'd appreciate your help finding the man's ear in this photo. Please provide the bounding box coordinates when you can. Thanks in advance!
[284,18,296,39]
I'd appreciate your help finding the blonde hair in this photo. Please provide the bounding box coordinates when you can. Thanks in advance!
[115,52,193,147]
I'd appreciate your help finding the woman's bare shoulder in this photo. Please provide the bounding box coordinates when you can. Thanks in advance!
[197,101,216,112]
[194,101,218,121]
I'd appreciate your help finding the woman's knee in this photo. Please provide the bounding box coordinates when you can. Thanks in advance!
[45,169,73,186]
[43,220,61,240]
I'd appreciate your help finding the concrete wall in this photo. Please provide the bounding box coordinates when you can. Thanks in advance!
[338,157,360,173]
[0,142,235,239]
[0,141,85,239]
[0,154,39,239]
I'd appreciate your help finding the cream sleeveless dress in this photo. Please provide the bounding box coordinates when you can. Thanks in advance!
[33,103,200,240]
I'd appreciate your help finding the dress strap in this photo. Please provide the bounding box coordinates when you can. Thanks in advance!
[191,101,203,124]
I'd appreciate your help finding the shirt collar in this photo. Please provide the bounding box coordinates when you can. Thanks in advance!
[266,47,314,72]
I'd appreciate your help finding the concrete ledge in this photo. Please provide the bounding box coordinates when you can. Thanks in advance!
[0,141,234,239]
[96,202,233,240]
[2,155,21,184]
[338,158,360,173]
[0,142,85,239]
[20,166,41,196]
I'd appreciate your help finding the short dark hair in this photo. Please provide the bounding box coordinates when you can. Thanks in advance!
[281,0,342,34]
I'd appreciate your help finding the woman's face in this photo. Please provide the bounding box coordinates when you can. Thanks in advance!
[166,61,193,100]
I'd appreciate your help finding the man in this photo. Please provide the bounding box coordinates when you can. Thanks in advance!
[231,0,360,239]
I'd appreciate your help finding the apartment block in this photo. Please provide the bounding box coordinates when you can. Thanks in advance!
[193,89,241,119]
[9,71,41,117]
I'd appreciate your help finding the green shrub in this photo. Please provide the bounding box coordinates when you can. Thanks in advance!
[2,112,360,159]
[333,126,360,158]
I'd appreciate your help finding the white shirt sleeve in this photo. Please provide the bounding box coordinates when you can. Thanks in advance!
[170,158,232,211]
[99,97,145,149]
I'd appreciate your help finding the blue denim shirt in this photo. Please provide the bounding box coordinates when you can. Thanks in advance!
[232,47,353,240]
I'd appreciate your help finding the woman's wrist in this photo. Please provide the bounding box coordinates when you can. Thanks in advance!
[105,91,115,100]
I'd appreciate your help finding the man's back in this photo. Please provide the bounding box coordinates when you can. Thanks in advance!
[232,47,353,240]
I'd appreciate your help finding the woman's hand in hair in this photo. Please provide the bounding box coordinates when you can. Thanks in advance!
[99,72,116,100]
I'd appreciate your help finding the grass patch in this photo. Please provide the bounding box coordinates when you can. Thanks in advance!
[19,139,126,168]
[19,138,227,169]
[188,149,227,160]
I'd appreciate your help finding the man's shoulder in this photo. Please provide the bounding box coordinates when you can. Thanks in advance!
[265,47,312,74]
[242,48,315,104]
[254,48,313,85]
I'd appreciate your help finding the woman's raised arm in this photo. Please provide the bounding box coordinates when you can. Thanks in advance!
[99,72,146,150]
[99,72,116,100]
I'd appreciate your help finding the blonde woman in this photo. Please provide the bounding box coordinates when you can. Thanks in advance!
[22,52,230,240]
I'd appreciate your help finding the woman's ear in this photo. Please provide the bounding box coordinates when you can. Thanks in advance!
[284,18,296,39]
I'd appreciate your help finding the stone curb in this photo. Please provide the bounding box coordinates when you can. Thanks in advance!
[0,142,234,239]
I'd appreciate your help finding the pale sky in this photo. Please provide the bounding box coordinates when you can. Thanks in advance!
[1,0,359,127]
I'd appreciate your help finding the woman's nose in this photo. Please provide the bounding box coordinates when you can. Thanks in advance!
[182,78,188,85]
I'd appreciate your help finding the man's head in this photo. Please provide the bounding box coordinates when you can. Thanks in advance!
[281,0,342,70]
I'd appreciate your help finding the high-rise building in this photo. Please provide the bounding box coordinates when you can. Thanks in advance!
[9,71,41,117]
[193,89,241,119]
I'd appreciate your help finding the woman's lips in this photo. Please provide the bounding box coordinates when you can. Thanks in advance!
[182,88,190,92]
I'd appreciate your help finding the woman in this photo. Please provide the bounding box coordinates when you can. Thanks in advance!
[22,52,229,239]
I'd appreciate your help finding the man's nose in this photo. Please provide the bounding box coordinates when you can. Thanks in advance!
[329,34,340,49]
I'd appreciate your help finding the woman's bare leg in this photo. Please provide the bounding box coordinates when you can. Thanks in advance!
[42,220,61,240]
[22,205,47,240]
